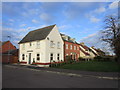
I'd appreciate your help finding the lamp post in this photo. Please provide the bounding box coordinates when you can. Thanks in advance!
[7,36,11,64]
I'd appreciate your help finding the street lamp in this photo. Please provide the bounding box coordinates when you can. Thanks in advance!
[7,36,11,64]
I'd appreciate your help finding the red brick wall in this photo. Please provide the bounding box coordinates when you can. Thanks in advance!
[0,41,16,53]
[64,41,80,62]
[2,55,18,63]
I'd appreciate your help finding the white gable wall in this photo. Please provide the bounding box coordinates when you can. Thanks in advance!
[45,25,64,63]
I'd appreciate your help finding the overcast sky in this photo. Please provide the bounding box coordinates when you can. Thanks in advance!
[2,1,119,54]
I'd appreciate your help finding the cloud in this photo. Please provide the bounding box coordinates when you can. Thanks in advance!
[58,25,71,30]
[9,19,14,22]
[94,7,106,13]
[32,19,39,23]
[40,13,53,24]
[90,16,100,23]
[19,24,26,27]
[17,27,32,33]
[86,14,100,23]
[109,1,118,9]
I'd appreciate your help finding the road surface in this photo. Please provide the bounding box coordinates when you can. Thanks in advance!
[2,65,119,88]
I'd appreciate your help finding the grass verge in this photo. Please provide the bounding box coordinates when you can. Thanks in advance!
[55,61,119,72]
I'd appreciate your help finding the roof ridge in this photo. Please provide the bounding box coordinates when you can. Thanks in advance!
[30,24,56,33]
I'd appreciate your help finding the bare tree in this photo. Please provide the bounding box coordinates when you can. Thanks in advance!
[102,15,120,62]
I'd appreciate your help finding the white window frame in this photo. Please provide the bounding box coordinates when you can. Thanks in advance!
[74,46,76,50]
[36,41,40,49]
[66,44,68,49]
[29,42,32,47]
[22,44,25,50]
[70,45,72,50]
[50,53,54,61]
[57,53,60,60]
[57,42,60,49]
[50,41,55,48]
[36,53,40,61]
[22,54,25,60]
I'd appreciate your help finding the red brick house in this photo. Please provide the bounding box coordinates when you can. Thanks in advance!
[0,41,18,63]
[0,41,16,53]
[2,49,19,63]
[61,34,80,62]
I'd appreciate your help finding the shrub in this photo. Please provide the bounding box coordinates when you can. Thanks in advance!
[78,57,85,61]
[94,56,113,62]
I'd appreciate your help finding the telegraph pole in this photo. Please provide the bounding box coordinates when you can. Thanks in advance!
[7,36,11,64]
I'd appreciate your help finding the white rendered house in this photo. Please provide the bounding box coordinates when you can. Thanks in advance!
[18,24,64,67]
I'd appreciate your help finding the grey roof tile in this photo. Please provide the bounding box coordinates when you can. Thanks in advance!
[18,24,56,44]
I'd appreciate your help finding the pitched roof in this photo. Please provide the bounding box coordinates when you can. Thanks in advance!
[80,44,89,50]
[60,33,80,44]
[0,41,9,47]
[18,24,56,44]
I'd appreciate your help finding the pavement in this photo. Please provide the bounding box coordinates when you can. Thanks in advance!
[3,63,120,80]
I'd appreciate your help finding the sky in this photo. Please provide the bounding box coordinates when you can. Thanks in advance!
[1,1,119,54]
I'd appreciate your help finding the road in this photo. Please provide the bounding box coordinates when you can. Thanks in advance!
[2,65,119,88]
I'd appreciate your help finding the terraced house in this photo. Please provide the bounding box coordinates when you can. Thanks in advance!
[18,24,64,67]
[61,34,80,62]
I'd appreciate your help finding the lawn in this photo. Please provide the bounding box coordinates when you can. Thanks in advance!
[55,61,119,72]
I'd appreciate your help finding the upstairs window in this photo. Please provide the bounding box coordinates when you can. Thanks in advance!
[22,44,25,50]
[50,41,55,48]
[57,42,60,49]
[22,54,25,60]
[37,54,40,60]
[29,42,32,47]
[70,45,72,50]
[36,41,40,49]
[66,44,68,49]
[74,46,76,50]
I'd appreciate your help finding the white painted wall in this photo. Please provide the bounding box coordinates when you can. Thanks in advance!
[19,40,46,64]
[45,25,64,63]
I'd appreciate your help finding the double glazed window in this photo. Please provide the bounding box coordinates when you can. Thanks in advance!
[57,42,60,49]
[22,44,25,50]
[74,46,76,50]
[66,44,68,49]
[70,45,72,50]
[50,41,55,48]
[36,41,40,48]
[50,53,53,61]
[22,54,25,60]
[29,42,32,46]
[57,54,60,60]
[37,54,40,60]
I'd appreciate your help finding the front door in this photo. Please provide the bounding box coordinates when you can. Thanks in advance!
[28,53,31,64]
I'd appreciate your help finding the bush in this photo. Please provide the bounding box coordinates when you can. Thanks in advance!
[94,56,113,62]
[78,57,85,61]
